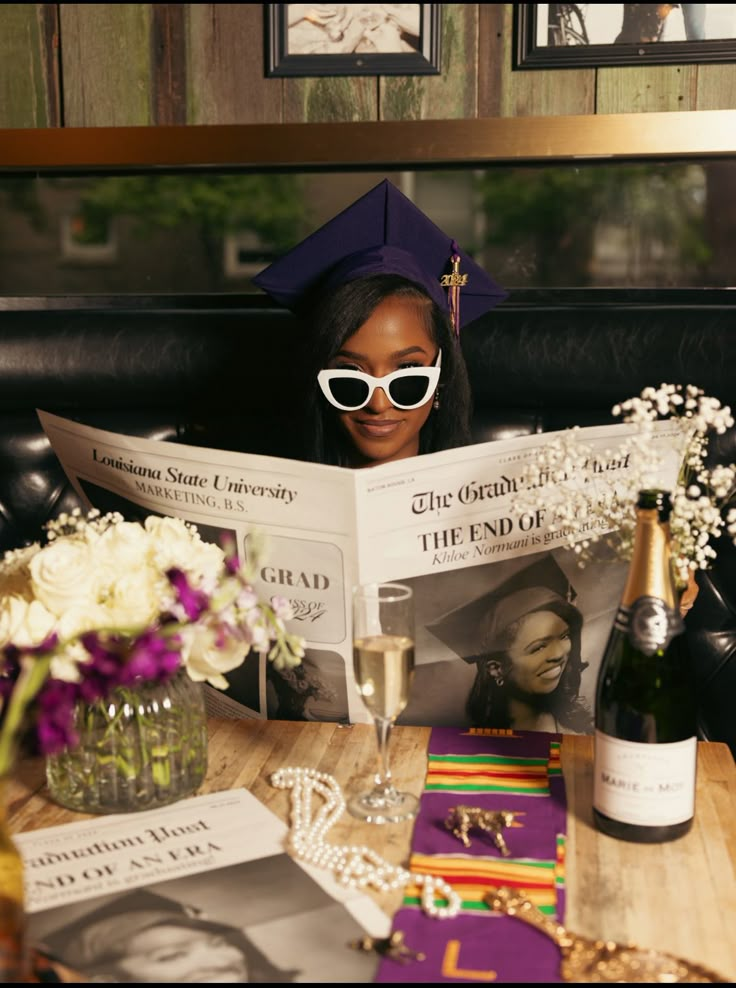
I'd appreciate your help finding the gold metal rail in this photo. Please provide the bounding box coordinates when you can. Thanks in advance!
[1,111,735,172]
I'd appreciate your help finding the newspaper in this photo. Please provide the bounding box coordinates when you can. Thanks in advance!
[37,410,683,731]
[18,787,387,982]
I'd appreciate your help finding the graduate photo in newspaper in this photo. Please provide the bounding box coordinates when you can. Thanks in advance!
[397,545,627,732]
[31,857,378,983]
[18,789,385,983]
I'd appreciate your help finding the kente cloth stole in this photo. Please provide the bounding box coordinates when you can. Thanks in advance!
[375,727,566,984]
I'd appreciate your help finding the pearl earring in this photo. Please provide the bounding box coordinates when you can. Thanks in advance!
[433,392,440,410]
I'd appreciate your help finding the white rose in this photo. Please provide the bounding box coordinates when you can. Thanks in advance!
[180,624,250,689]
[29,537,99,617]
[92,523,154,597]
[56,602,108,641]
[95,521,152,568]
[144,515,224,589]
[99,567,168,630]
[0,595,56,648]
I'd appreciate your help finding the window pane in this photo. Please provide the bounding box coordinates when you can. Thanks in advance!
[0,162,733,294]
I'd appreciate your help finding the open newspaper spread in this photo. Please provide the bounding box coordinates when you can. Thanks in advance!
[37,410,683,731]
[18,787,387,982]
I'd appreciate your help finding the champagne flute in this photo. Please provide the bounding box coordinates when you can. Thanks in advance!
[349,581,418,824]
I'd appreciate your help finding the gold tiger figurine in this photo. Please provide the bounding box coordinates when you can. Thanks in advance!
[444,805,522,856]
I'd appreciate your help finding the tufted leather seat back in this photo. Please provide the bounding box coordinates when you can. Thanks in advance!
[1,290,734,756]
[0,299,304,551]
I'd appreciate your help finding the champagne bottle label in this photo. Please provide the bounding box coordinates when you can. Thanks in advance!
[594,730,697,826]
[613,596,684,656]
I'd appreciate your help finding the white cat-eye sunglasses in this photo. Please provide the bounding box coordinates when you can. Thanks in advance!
[318,350,442,411]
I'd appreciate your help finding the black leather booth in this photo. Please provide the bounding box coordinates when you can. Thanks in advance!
[1,289,734,756]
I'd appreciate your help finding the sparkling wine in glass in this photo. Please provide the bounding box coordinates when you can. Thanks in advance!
[349,582,419,824]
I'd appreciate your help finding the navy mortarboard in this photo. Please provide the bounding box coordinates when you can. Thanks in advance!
[252,178,507,334]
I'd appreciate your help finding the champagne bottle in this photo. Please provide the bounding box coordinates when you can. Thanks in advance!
[593,488,697,843]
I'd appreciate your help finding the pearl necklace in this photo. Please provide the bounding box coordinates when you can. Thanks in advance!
[271,766,461,919]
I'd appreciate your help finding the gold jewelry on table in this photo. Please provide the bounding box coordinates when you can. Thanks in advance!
[483,887,728,983]
[445,805,523,856]
[349,930,426,964]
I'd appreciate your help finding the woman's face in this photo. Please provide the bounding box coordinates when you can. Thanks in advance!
[327,294,438,468]
[505,609,572,696]
[115,924,250,983]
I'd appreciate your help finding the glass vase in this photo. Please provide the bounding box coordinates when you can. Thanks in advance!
[46,669,208,814]
[0,779,30,982]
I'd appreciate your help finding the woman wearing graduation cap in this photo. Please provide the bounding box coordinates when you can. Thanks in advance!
[427,555,593,734]
[253,179,507,469]
[38,888,299,983]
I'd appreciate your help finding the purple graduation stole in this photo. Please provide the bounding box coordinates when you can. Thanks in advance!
[375,728,566,983]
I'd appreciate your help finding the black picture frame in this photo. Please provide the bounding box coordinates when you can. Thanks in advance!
[265,4,441,77]
[514,4,736,69]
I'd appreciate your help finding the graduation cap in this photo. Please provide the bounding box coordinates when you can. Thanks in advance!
[427,555,579,664]
[41,887,298,980]
[40,889,212,967]
[252,178,508,334]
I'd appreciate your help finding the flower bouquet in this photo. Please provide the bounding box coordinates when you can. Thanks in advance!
[515,383,736,591]
[0,509,305,812]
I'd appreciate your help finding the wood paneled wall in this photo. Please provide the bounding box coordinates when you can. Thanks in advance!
[0,4,734,129]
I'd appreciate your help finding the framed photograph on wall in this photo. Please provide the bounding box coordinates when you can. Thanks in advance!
[265,3,441,77]
[514,4,736,69]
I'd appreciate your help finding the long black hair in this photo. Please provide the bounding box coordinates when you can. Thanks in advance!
[466,598,592,733]
[296,273,473,466]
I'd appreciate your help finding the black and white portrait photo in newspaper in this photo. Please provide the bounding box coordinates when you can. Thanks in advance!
[397,545,629,734]
[29,854,380,983]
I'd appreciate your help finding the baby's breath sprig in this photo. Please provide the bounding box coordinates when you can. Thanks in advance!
[514,384,736,588]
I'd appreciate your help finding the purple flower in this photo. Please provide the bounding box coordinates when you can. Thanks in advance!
[78,632,127,701]
[121,629,183,684]
[36,680,79,754]
[225,553,242,575]
[167,567,209,621]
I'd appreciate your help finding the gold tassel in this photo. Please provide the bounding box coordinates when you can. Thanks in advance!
[440,240,468,336]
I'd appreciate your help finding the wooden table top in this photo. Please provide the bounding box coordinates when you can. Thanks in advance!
[9,719,736,983]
